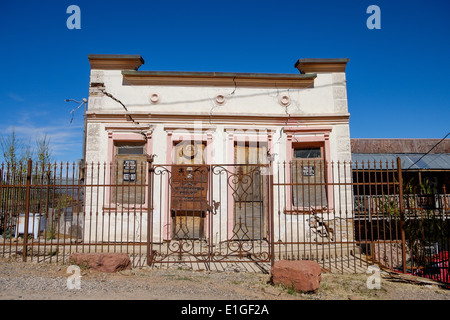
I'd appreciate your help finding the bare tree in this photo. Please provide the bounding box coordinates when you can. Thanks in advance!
[0,128,26,166]
[1,129,53,169]
[35,134,53,166]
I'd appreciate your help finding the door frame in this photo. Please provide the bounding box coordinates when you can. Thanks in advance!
[164,131,214,240]
[226,130,273,240]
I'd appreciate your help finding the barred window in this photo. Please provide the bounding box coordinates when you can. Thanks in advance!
[292,146,327,208]
[112,142,146,205]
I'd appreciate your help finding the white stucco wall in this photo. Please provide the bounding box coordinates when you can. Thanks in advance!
[83,65,352,244]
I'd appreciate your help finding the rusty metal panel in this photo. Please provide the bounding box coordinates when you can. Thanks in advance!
[351,139,450,154]
[170,165,209,212]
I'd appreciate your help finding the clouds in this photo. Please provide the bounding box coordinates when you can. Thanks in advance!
[0,121,83,163]
[8,93,25,102]
[1,83,86,162]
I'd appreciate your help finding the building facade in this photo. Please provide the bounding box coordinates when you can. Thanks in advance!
[84,54,352,249]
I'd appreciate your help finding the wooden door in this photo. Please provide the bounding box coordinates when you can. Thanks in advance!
[171,141,208,239]
[233,141,268,240]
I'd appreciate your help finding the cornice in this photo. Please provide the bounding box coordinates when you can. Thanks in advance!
[86,112,349,126]
[121,70,316,89]
[294,58,350,74]
[88,54,145,70]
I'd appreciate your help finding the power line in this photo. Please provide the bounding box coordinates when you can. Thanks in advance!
[407,131,450,169]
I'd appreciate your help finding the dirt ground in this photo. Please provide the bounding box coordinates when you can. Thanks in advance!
[0,257,449,301]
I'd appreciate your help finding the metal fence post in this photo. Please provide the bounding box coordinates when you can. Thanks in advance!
[146,154,156,266]
[397,157,407,274]
[269,163,275,267]
[23,159,32,262]
[444,185,447,214]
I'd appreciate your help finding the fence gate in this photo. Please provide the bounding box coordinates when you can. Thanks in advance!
[147,164,273,268]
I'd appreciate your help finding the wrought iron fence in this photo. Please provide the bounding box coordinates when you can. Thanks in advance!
[0,159,448,285]
[147,164,272,268]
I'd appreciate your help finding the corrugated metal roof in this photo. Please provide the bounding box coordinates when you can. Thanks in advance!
[351,139,450,154]
[351,153,450,170]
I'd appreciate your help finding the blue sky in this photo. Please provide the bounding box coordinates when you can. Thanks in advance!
[0,0,449,162]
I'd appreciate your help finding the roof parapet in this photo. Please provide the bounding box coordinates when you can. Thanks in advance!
[88,54,145,70]
[295,58,350,74]
[121,70,317,88]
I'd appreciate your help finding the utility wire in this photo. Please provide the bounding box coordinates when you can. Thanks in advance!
[407,131,450,169]
[69,101,85,123]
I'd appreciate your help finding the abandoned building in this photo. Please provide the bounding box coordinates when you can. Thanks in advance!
[84,54,353,261]
[2,54,448,280]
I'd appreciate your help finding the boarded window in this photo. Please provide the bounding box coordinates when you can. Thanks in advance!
[292,147,327,208]
[112,142,146,205]
[294,148,321,159]
[117,146,144,155]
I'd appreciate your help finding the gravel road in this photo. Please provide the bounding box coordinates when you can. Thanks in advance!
[1,258,449,301]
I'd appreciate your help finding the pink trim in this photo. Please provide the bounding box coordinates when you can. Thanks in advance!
[226,132,235,238]
[227,131,272,239]
[284,126,333,135]
[204,133,213,239]
[164,130,215,240]
[105,130,153,208]
[284,127,333,214]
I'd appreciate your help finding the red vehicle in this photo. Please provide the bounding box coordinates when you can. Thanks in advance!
[394,251,449,288]
[415,251,449,284]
